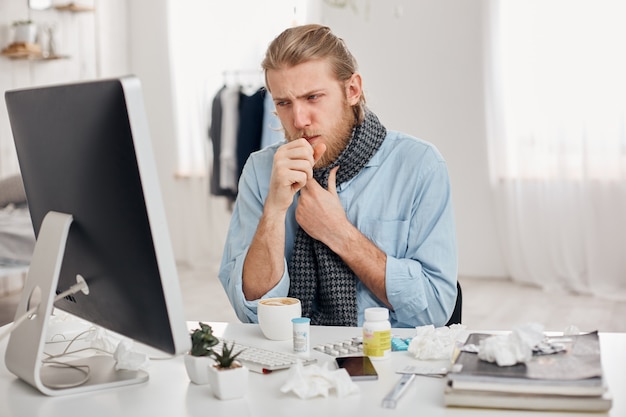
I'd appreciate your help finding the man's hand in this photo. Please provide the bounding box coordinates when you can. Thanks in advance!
[242,138,326,301]
[295,166,348,248]
[295,166,391,307]
[264,138,326,215]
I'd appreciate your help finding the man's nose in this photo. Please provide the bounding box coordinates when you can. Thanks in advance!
[292,103,311,130]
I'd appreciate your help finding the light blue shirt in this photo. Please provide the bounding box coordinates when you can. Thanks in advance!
[218,130,458,328]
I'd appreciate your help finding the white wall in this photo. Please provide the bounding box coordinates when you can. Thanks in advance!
[0,0,129,177]
[319,0,507,278]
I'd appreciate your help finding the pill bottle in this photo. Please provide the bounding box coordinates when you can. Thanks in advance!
[292,317,310,356]
[362,307,391,360]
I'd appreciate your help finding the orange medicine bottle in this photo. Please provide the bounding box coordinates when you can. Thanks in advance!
[362,307,391,360]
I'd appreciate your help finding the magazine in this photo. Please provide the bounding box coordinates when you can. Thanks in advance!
[444,331,612,411]
[447,331,606,395]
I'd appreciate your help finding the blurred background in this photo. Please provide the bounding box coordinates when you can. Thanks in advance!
[1,0,624,331]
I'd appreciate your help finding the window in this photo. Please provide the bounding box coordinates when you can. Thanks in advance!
[488,0,626,181]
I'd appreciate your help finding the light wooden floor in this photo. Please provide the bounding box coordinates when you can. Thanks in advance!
[2,267,625,333]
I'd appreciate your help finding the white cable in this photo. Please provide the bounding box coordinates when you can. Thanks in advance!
[40,328,102,389]
[0,278,89,343]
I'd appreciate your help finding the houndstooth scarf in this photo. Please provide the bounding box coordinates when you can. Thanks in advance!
[287,109,386,326]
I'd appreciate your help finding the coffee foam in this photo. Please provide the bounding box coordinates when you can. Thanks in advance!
[260,297,298,306]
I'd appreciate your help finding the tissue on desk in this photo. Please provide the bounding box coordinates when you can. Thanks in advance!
[87,328,149,371]
[280,361,359,399]
[87,328,119,353]
[477,322,545,366]
[113,339,149,371]
[408,324,468,360]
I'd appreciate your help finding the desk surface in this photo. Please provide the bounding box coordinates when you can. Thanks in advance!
[1,322,624,417]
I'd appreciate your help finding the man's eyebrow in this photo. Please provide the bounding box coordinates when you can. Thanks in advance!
[273,90,325,103]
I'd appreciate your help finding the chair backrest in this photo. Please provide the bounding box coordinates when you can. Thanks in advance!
[445,281,462,326]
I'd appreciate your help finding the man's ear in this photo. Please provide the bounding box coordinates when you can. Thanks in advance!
[345,72,362,106]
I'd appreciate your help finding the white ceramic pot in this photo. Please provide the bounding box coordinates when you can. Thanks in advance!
[207,363,249,400]
[14,23,37,44]
[183,354,213,385]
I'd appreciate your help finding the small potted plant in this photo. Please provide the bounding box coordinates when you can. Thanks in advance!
[206,341,249,400]
[184,322,219,385]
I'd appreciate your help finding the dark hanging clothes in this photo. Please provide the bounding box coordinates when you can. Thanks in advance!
[208,85,236,199]
[236,88,266,181]
[208,85,266,203]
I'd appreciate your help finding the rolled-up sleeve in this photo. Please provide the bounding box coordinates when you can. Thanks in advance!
[385,156,458,327]
[218,145,290,323]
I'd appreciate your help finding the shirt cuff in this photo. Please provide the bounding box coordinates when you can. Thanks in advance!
[239,258,291,322]
[384,255,428,322]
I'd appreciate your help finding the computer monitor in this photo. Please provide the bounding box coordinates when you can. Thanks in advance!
[4,76,190,395]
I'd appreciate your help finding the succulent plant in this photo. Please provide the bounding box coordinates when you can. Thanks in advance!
[189,322,219,357]
[210,341,244,369]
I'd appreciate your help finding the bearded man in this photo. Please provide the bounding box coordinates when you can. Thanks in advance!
[219,24,458,328]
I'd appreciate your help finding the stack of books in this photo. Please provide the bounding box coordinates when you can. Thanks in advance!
[444,331,613,412]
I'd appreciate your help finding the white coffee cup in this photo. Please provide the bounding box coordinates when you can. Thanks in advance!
[257,297,302,341]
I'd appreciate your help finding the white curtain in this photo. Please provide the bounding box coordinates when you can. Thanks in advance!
[486,0,626,300]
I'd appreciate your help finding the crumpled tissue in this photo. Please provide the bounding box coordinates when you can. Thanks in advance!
[87,328,149,371]
[477,322,544,366]
[280,361,359,399]
[87,328,119,353]
[408,324,468,360]
[113,339,150,371]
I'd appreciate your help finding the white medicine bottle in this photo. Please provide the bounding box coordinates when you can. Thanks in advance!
[292,317,310,356]
[362,307,391,360]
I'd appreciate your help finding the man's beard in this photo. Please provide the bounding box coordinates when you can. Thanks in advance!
[285,102,356,169]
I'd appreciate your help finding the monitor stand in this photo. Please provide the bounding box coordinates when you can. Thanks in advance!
[4,211,148,396]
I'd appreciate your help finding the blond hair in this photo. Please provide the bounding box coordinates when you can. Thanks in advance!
[262,24,366,124]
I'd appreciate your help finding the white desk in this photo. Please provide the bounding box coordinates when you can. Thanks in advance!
[1,322,624,417]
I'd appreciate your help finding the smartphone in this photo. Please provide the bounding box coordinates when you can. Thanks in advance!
[335,355,379,381]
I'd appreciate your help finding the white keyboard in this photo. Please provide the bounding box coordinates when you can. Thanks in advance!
[215,339,316,374]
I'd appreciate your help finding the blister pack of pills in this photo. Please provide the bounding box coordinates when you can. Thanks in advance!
[313,336,414,357]
[391,337,412,351]
[313,337,363,357]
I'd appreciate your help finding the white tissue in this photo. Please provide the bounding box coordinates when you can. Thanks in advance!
[86,328,149,371]
[477,322,544,366]
[280,361,359,399]
[408,324,468,360]
[113,339,149,371]
[86,327,120,353]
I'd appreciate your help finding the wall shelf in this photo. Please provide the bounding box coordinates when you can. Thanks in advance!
[1,43,69,61]
[1,53,70,61]
[54,3,95,13]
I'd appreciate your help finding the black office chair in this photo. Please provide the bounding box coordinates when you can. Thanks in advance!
[445,281,463,326]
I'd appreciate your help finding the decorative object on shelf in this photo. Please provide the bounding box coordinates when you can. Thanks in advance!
[42,23,57,58]
[2,21,71,61]
[206,341,248,400]
[12,20,37,44]
[184,322,219,385]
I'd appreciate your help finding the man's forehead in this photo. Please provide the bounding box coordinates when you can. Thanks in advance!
[267,60,337,97]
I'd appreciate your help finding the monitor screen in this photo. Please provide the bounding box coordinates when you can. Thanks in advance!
[4,76,190,394]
